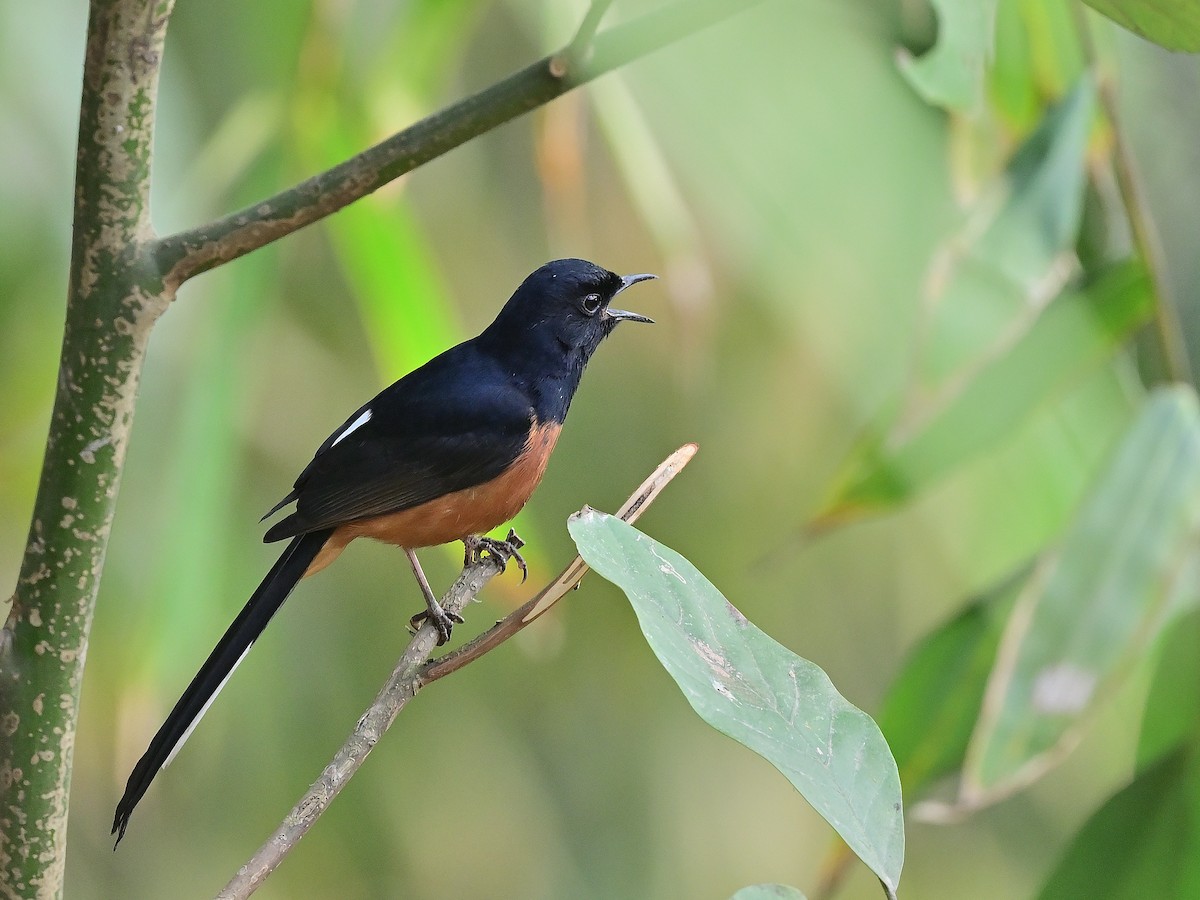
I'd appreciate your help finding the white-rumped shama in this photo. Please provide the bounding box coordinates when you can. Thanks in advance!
[112,258,655,843]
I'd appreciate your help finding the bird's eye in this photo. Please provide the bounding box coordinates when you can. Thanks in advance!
[580,293,603,316]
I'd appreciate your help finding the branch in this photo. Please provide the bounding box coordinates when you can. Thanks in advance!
[551,0,615,76]
[1074,6,1193,384]
[217,444,696,899]
[153,0,759,292]
[1,0,173,893]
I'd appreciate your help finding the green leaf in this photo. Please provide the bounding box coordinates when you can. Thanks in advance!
[1136,609,1200,769]
[962,386,1200,802]
[878,568,1024,796]
[898,0,1000,113]
[1083,0,1200,52]
[569,512,904,898]
[822,261,1151,517]
[729,886,809,900]
[921,78,1095,383]
[1037,748,1200,899]
[993,0,1088,122]
[815,82,1107,523]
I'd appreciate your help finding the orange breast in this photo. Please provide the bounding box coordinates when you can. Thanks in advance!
[304,421,562,576]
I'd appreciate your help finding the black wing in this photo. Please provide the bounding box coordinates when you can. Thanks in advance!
[263,348,533,541]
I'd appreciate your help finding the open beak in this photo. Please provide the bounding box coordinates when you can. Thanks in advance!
[606,273,657,324]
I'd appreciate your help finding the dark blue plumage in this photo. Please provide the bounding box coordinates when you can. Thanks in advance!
[112,258,654,844]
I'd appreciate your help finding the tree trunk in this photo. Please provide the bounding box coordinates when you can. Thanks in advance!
[1,1,173,895]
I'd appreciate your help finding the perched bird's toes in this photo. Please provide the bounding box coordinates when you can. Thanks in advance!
[464,530,528,583]
[506,540,528,585]
[408,604,465,646]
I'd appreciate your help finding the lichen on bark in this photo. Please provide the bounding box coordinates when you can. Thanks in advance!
[1,1,174,896]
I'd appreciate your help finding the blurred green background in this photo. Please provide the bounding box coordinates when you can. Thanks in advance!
[3,0,1197,897]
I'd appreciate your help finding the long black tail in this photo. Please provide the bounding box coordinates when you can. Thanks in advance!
[112,528,333,845]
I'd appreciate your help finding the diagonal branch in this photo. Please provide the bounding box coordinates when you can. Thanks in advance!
[216,444,696,899]
[153,0,759,293]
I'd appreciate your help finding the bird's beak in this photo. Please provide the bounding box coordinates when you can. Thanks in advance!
[606,273,657,324]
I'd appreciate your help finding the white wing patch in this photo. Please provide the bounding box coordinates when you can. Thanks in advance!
[331,408,372,448]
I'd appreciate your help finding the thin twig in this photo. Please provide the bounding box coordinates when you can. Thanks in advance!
[217,444,697,899]
[1074,4,1193,385]
[551,0,615,77]
[423,443,697,683]
[154,0,759,293]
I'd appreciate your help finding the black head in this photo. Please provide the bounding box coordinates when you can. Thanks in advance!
[480,258,656,364]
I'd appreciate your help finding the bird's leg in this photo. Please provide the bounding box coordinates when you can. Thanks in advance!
[463,529,528,584]
[404,547,462,645]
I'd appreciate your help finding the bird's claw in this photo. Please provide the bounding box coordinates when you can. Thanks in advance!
[464,530,527,583]
[408,603,465,646]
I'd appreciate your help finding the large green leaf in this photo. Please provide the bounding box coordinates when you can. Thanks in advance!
[1037,610,1200,897]
[961,386,1200,802]
[991,0,1084,134]
[1083,0,1200,51]
[1036,748,1200,899]
[815,82,1109,522]
[920,78,1094,383]
[569,511,904,899]
[820,262,1151,517]
[1035,597,1200,896]
[877,568,1024,797]
[898,0,1000,113]
[1136,609,1200,769]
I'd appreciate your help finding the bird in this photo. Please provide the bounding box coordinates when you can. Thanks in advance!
[111,258,656,844]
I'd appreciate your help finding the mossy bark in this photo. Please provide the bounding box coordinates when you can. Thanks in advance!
[0,1,174,896]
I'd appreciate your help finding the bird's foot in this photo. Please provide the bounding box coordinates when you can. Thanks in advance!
[408,600,464,646]
[463,530,528,583]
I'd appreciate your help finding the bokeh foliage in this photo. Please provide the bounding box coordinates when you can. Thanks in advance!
[3,0,1200,897]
